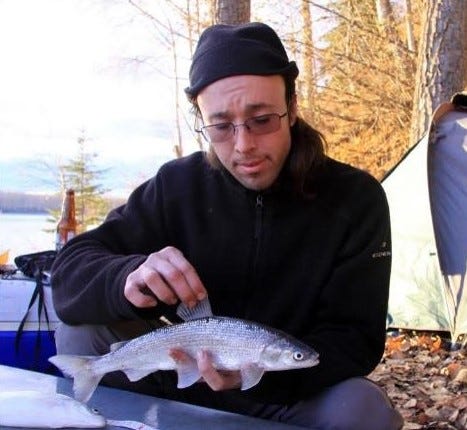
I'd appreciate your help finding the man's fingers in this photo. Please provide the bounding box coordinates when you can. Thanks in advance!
[124,246,207,309]
[197,350,241,391]
[140,263,179,304]
[197,350,223,390]
[162,247,206,303]
[124,270,158,308]
[144,247,206,306]
[124,266,173,308]
[169,348,191,364]
[150,256,198,306]
[169,349,242,391]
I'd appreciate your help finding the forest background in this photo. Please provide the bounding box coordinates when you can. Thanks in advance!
[1,0,466,232]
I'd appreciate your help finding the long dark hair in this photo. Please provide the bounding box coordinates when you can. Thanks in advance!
[286,116,326,198]
[192,76,326,199]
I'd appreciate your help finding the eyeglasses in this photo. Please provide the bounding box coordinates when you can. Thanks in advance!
[195,112,288,143]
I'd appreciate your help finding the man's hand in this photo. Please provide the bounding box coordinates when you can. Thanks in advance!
[169,349,242,391]
[124,246,206,308]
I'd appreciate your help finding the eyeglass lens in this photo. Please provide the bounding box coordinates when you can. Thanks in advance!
[202,113,286,143]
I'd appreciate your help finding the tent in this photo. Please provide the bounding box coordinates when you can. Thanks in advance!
[383,93,467,342]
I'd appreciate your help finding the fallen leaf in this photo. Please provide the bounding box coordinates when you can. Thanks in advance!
[404,399,417,408]
[369,331,466,430]
[453,368,467,385]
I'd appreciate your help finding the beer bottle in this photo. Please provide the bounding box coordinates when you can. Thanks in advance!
[55,189,77,251]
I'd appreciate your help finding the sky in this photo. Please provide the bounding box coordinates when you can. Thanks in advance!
[0,0,195,167]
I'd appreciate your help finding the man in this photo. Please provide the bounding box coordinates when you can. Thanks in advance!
[51,22,403,429]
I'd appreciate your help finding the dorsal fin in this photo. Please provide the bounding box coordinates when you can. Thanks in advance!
[176,297,213,321]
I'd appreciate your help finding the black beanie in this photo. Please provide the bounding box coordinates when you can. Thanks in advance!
[185,22,299,98]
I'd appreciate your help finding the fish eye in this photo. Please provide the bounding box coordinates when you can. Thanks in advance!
[91,408,100,414]
[293,351,304,361]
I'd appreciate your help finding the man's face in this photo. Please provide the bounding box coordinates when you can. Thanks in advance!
[197,75,297,191]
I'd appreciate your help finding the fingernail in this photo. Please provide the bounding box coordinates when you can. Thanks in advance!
[188,300,197,308]
[197,292,206,300]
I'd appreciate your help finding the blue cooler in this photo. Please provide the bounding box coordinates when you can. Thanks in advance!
[0,277,59,375]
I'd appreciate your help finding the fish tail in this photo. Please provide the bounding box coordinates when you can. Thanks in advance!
[49,354,102,403]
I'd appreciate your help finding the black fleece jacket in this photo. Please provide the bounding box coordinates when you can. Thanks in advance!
[51,151,391,404]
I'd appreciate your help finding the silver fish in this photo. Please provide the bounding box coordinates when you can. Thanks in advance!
[49,299,319,403]
[0,390,106,428]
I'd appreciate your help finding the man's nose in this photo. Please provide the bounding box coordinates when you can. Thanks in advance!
[233,125,255,152]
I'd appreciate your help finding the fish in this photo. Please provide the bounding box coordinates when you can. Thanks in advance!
[49,298,319,403]
[0,390,106,428]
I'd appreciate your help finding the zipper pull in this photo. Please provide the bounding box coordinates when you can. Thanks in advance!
[256,194,263,208]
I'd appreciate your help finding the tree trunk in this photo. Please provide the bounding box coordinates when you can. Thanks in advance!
[216,0,250,24]
[410,0,467,145]
[375,0,393,25]
[299,0,317,121]
[170,22,183,159]
[404,0,416,52]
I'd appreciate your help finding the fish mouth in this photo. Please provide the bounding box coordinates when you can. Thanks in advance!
[301,355,320,367]
[298,352,320,368]
[310,356,320,366]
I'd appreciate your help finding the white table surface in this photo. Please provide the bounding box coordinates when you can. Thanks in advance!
[0,365,306,430]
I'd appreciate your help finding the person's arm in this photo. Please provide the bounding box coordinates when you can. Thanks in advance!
[51,175,206,325]
[303,180,391,386]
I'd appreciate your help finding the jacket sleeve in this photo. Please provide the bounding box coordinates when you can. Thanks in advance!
[249,175,391,403]
[51,175,170,325]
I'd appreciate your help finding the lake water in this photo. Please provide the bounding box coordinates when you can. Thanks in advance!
[0,213,55,263]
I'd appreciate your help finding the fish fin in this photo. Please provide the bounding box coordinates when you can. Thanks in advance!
[48,354,102,403]
[240,364,265,390]
[110,340,129,352]
[176,296,213,321]
[176,358,201,388]
[123,368,155,382]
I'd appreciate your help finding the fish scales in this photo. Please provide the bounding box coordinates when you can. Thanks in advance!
[49,306,319,403]
[98,317,290,372]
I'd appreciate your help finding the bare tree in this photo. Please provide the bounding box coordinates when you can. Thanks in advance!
[404,0,416,52]
[169,20,184,158]
[298,0,317,122]
[410,0,467,145]
[308,0,419,178]
[126,0,213,157]
[375,0,393,25]
[216,0,250,24]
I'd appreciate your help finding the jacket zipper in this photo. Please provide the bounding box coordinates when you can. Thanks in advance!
[253,194,264,277]
[244,194,264,317]
[255,194,263,240]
